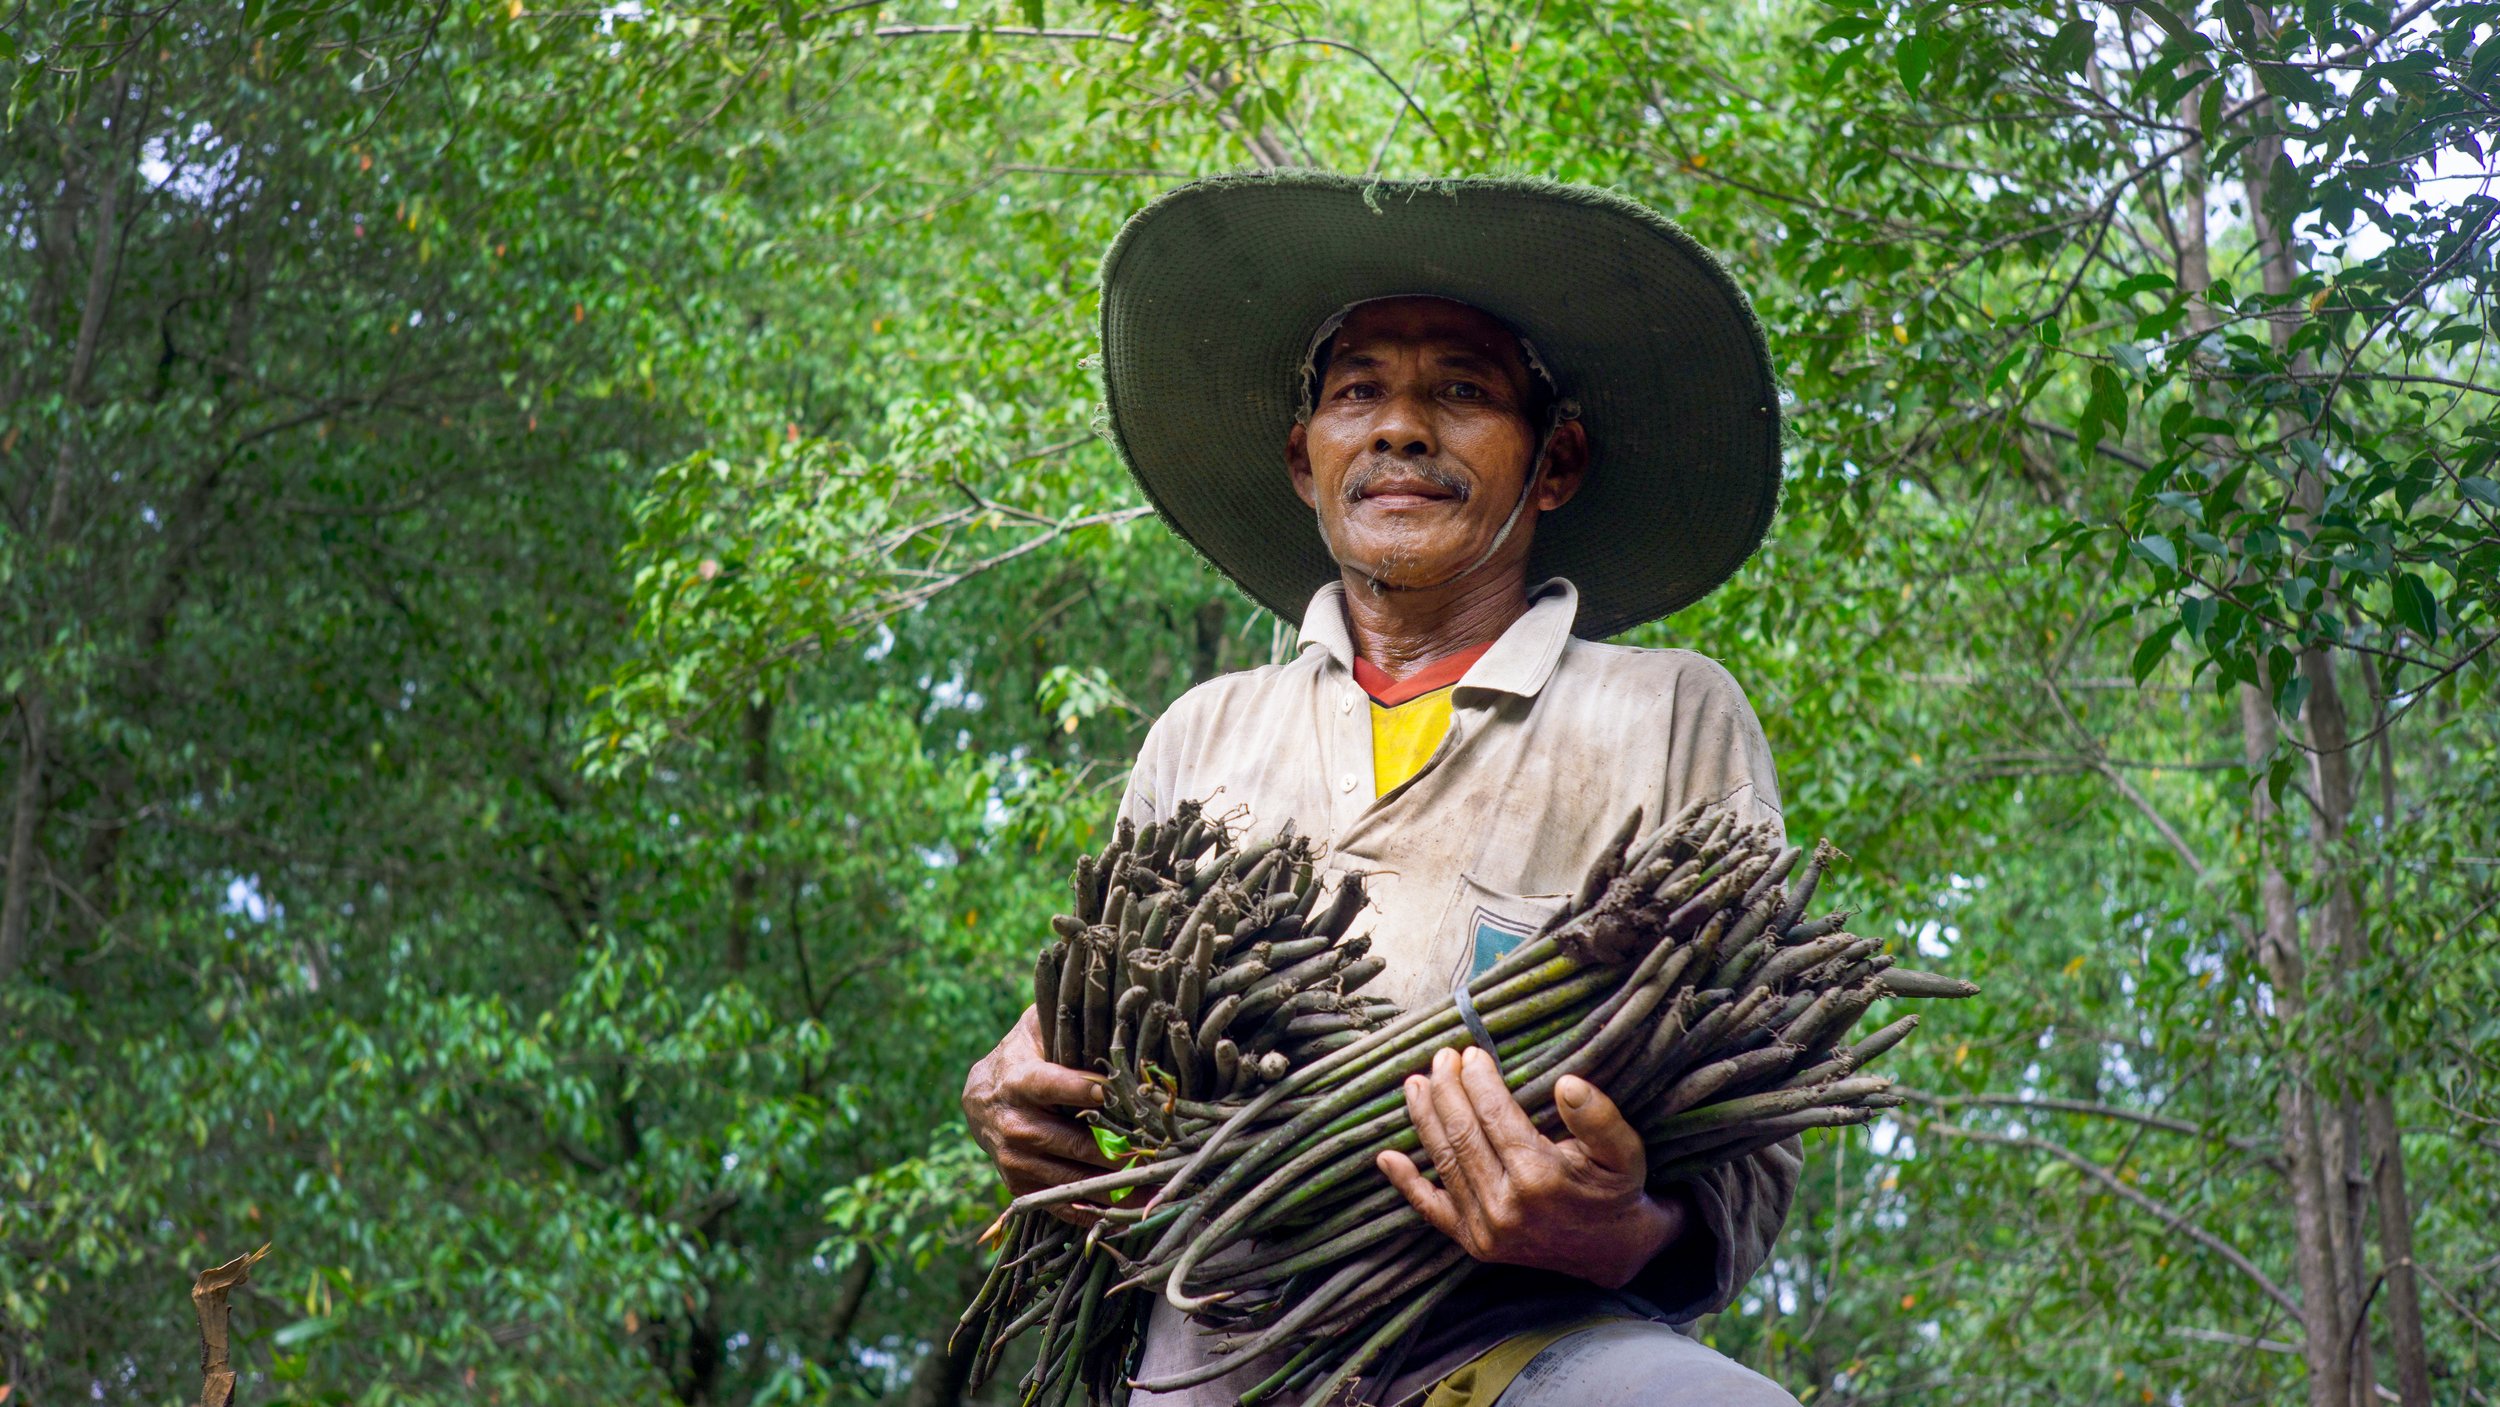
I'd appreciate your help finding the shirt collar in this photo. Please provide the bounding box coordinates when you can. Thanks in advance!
[1295,577,1579,702]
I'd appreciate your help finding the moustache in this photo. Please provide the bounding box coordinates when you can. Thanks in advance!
[1338,458,1474,505]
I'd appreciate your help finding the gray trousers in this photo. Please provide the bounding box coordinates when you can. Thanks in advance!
[1486,1321,1800,1407]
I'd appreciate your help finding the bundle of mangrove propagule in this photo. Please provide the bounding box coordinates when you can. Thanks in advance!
[956,799,1396,1406]
[958,799,1978,1407]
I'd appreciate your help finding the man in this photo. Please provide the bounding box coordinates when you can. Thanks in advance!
[963,172,1799,1405]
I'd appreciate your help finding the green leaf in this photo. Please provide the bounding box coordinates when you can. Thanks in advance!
[1091,1124,1141,1200]
[2045,17,2096,72]
[273,1316,340,1348]
[2259,61,2331,105]
[2132,620,2182,681]
[2131,533,2179,571]
[2473,32,2500,90]
[2135,304,2190,339]
[2163,64,2219,104]
[2081,364,2130,454]
[2391,573,2440,645]
[1896,33,1932,95]
[1984,345,2030,393]
[2180,595,2218,642]
[2218,0,2258,48]
[2130,0,2197,43]
[1023,0,1045,24]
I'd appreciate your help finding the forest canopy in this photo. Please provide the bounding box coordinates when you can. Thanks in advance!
[3,0,2495,1404]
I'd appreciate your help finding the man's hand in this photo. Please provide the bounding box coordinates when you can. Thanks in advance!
[962,1006,1113,1223]
[1376,1046,1684,1290]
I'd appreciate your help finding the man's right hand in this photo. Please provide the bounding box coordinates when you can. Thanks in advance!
[962,1005,1112,1222]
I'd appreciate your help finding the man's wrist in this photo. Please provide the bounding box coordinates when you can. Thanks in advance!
[1581,1189,1685,1290]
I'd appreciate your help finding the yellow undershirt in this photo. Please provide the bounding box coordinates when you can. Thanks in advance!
[1370,684,1459,795]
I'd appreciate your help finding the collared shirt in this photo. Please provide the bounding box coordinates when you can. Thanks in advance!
[1121,578,1803,1405]
[1123,578,1785,1013]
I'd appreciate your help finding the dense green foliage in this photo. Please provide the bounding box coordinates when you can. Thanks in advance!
[3,2,2494,1404]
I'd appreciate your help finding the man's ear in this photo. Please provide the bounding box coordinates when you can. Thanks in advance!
[1535,419,1590,512]
[1286,422,1319,509]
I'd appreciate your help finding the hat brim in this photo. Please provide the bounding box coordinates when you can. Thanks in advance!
[1099,171,1783,640]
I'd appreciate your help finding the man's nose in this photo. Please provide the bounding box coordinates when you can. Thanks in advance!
[1370,390,1437,457]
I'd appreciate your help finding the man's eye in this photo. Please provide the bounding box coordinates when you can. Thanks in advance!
[1337,382,1380,400]
[1446,382,1485,400]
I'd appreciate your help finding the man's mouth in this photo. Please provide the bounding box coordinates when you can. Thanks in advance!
[1343,464,1471,509]
[1361,479,1458,508]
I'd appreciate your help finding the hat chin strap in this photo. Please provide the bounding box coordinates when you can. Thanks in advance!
[1320,421,1558,597]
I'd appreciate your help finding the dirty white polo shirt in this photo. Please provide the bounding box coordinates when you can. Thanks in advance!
[1118,577,1802,1405]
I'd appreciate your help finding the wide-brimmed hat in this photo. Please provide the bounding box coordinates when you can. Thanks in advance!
[1098,170,1783,640]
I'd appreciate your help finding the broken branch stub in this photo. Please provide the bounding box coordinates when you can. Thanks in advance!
[192,1244,272,1407]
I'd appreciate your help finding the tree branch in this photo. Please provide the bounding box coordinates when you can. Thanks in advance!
[1904,1090,2282,1170]
[1909,1109,2304,1321]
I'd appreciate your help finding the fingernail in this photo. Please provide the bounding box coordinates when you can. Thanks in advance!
[1559,1077,1587,1107]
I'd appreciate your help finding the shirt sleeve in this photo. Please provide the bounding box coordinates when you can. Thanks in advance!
[1629,655,1800,1321]
[1116,690,1193,829]
[1657,654,1784,832]
[1633,1138,1806,1323]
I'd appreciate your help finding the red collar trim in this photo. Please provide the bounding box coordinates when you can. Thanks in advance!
[1352,643,1495,708]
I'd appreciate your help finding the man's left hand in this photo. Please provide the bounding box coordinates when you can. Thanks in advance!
[1376,1046,1685,1290]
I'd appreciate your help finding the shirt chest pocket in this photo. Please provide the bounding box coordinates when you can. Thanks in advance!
[1443,870,1573,992]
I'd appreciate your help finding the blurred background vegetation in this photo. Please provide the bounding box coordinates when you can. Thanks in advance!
[2,0,2495,1402]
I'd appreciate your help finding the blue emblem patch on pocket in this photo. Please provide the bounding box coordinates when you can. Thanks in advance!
[1469,906,1542,977]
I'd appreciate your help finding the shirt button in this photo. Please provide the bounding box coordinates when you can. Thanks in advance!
[1340,694,1354,714]
[1340,774,1357,793]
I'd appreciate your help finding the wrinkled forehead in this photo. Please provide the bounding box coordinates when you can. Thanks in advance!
[1329,297,1528,367]
[1296,295,1563,419]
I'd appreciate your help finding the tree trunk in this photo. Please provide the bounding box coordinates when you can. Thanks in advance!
[0,691,47,981]
[726,696,774,972]
[2239,682,2352,1407]
[3,110,127,983]
[2185,79,2351,1406]
[2236,30,2419,1396]
[901,1327,976,1407]
[826,1252,875,1350]
[2365,1087,2434,1407]
[2358,662,2436,1407]
[900,1259,987,1407]
[2299,649,2383,1407]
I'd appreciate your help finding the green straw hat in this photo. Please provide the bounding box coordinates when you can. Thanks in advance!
[1098,170,1783,640]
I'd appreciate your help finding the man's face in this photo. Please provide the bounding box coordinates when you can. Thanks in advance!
[1287,298,1586,590]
